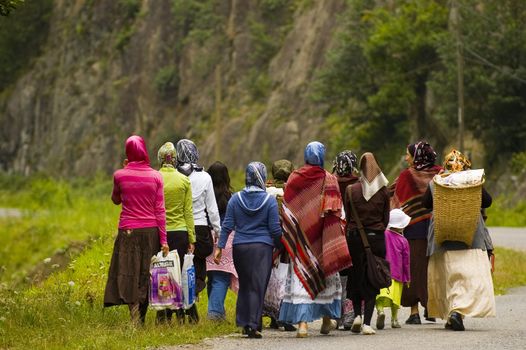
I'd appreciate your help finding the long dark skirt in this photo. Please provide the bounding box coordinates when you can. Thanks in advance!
[193,225,214,294]
[233,243,273,330]
[104,227,160,306]
[401,239,428,307]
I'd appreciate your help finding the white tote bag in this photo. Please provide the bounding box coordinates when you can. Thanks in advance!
[149,250,183,310]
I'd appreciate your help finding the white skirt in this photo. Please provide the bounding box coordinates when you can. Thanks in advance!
[427,249,496,319]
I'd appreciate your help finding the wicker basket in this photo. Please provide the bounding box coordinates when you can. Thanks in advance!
[433,175,484,245]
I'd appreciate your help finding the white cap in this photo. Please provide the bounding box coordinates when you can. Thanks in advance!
[388,209,411,229]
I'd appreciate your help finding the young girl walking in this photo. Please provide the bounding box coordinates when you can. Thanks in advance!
[376,209,411,329]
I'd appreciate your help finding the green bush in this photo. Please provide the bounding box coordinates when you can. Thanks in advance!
[0,0,53,89]
[154,65,180,96]
[114,26,135,51]
[119,0,141,20]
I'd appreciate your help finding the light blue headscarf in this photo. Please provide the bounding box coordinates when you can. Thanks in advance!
[245,162,267,190]
[304,141,325,167]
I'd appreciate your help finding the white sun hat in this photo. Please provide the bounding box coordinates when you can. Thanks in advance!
[387,209,411,229]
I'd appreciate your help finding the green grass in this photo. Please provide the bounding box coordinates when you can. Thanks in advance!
[0,174,238,349]
[0,174,525,348]
[0,175,119,287]
[0,235,238,349]
[486,196,526,227]
[492,246,526,295]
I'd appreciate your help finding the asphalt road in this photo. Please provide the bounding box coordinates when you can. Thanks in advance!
[168,227,526,350]
[0,208,21,218]
[489,227,526,251]
[169,286,526,350]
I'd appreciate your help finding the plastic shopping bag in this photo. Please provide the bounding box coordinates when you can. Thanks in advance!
[263,262,289,316]
[149,250,183,310]
[181,253,196,310]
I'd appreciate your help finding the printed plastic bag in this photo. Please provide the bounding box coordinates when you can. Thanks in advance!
[263,262,289,318]
[149,250,183,310]
[181,253,196,310]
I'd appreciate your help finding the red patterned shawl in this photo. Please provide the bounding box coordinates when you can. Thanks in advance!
[391,165,442,225]
[281,165,352,299]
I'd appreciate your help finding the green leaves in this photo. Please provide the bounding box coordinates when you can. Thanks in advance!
[316,0,526,171]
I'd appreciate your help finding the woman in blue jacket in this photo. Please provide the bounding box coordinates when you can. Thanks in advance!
[214,162,282,338]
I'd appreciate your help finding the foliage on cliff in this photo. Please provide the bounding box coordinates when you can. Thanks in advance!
[0,0,524,180]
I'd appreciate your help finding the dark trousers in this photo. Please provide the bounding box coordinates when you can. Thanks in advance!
[194,225,214,294]
[346,230,386,325]
[233,243,273,330]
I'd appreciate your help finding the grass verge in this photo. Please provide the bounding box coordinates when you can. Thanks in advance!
[0,234,238,349]
[486,197,526,227]
[0,174,525,348]
[492,246,526,295]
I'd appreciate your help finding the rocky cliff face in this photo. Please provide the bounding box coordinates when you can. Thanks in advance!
[0,0,347,176]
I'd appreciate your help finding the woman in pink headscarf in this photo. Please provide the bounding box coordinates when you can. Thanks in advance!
[104,135,169,325]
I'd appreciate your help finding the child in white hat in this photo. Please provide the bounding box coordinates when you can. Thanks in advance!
[375,209,411,329]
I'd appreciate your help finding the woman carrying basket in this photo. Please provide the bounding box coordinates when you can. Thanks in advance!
[390,141,442,324]
[422,150,495,331]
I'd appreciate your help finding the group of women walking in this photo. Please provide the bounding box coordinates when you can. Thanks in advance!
[103,135,496,338]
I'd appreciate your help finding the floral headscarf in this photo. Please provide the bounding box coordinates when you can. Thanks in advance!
[157,142,176,166]
[125,135,150,164]
[411,141,437,171]
[176,139,203,175]
[304,141,325,167]
[333,150,358,177]
[443,149,471,172]
[245,161,267,190]
[271,159,294,184]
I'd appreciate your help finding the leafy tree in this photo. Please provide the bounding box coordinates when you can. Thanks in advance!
[0,0,23,16]
[431,0,526,165]
[0,0,53,89]
[315,0,449,169]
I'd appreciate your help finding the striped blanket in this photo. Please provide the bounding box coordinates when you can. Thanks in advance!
[390,166,442,225]
[281,165,352,299]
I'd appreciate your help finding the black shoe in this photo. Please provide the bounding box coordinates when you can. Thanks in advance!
[269,317,279,329]
[175,309,185,325]
[245,326,263,339]
[186,304,199,324]
[448,312,465,331]
[282,322,297,332]
[405,313,422,325]
[424,308,436,322]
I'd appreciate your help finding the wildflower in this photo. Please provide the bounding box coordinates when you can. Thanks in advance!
[68,281,75,287]
[43,258,52,264]
[51,264,60,269]
[75,301,81,306]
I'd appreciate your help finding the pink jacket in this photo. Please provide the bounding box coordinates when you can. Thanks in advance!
[111,136,167,245]
[384,229,410,283]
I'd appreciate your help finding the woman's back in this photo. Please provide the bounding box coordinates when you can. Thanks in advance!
[346,183,389,232]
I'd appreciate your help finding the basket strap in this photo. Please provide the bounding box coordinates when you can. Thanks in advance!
[347,186,371,250]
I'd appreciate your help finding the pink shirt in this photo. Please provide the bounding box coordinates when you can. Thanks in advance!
[384,229,410,283]
[112,162,167,246]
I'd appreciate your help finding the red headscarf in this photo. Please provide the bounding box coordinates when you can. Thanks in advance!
[125,135,150,164]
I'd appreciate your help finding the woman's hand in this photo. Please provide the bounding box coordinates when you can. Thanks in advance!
[213,248,222,264]
[188,243,195,254]
[212,230,219,244]
[122,159,129,168]
[161,244,169,257]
